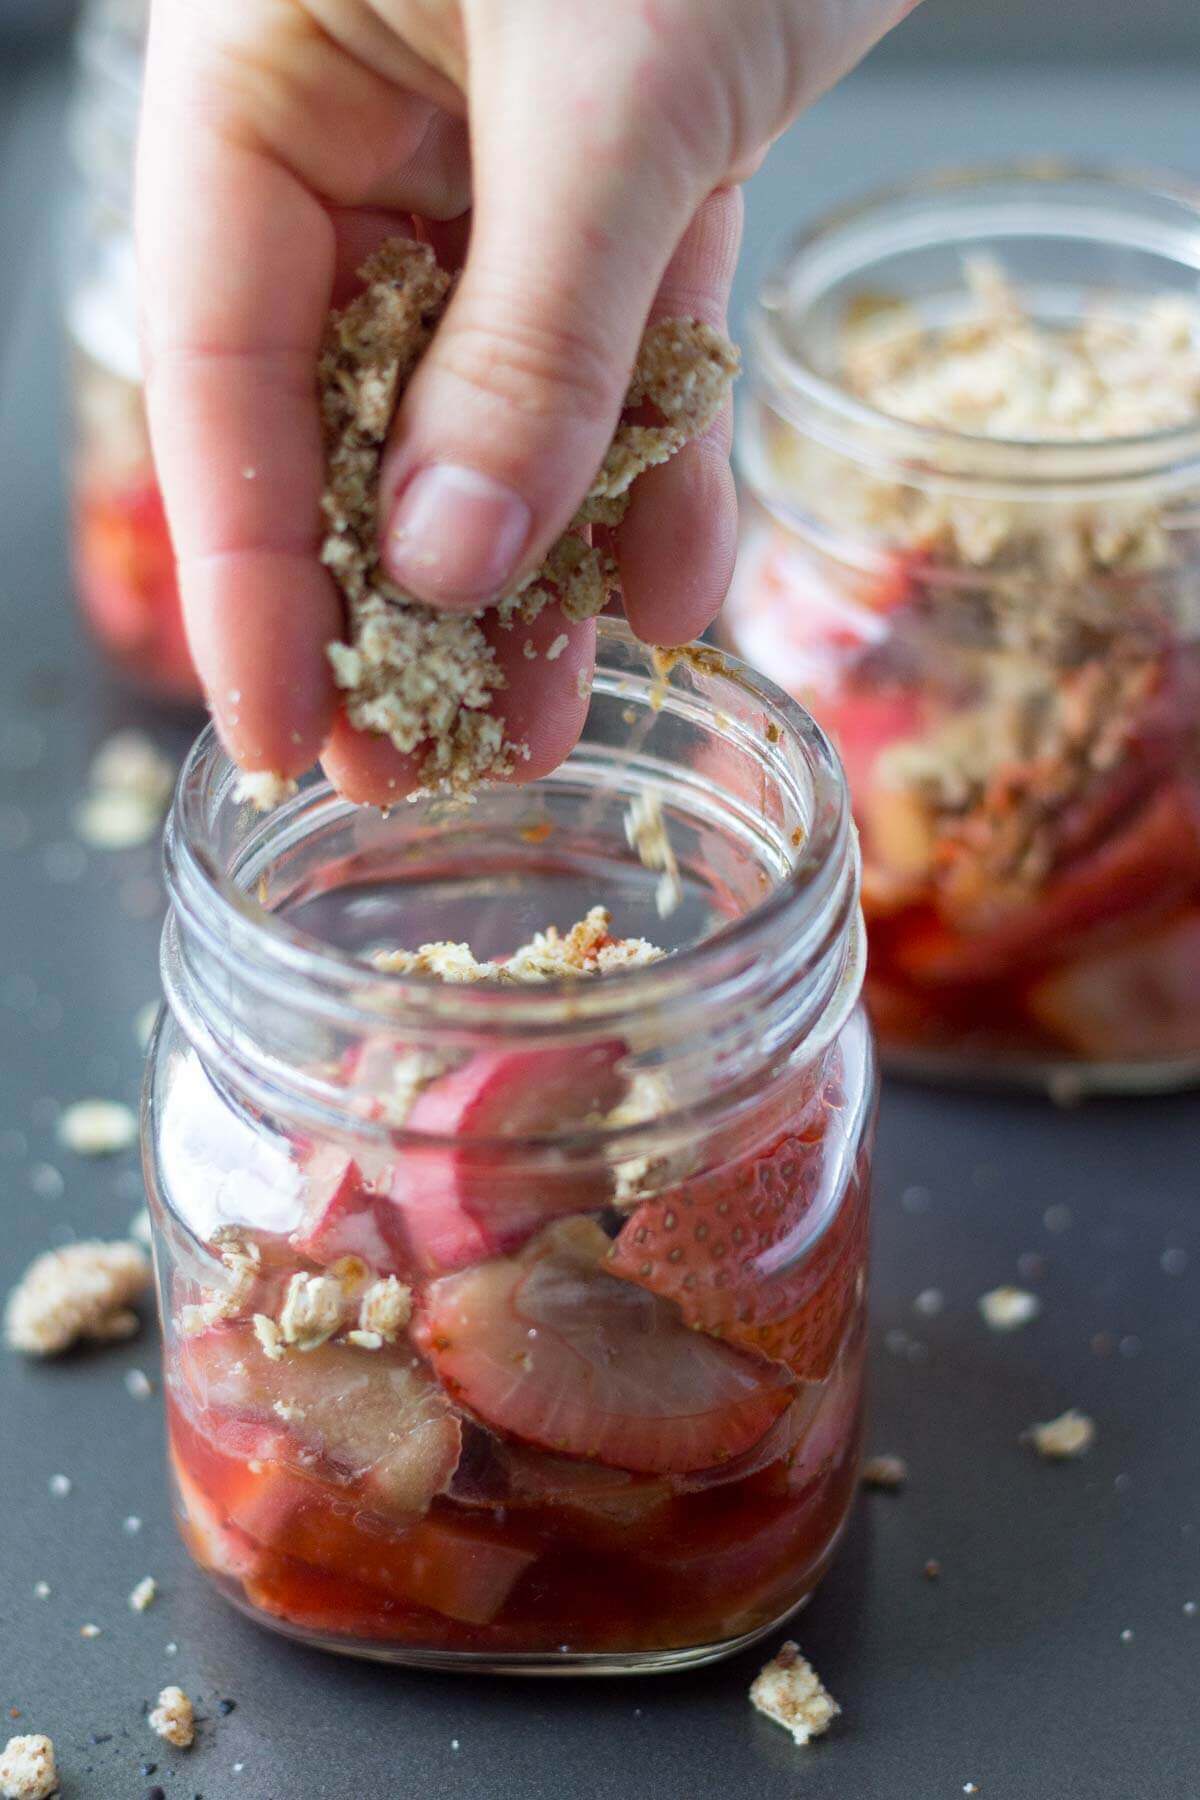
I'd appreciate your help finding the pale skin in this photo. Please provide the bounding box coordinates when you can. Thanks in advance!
[137,0,919,802]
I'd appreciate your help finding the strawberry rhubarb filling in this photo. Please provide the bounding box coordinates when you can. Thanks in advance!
[165,911,868,1656]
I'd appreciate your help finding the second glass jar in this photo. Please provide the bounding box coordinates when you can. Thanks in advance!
[145,625,875,1672]
[724,165,1200,1093]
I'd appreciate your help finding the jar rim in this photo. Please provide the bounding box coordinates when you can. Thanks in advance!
[164,619,860,1053]
[751,158,1200,489]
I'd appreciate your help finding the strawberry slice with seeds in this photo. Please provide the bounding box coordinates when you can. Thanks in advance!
[396,1042,626,1275]
[608,1120,869,1385]
[414,1217,791,1475]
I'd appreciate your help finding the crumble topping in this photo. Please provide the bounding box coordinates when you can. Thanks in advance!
[252,1313,284,1361]
[749,1641,840,1746]
[375,906,665,983]
[321,239,738,792]
[359,1275,412,1341]
[56,1098,138,1156]
[148,1686,195,1749]
[75,730,175,850]
[180,1228,263,1336]
[1026,1408,1096,1459]
[0,1735,57,1800]
[978,1286,1041,1332]
[234,770,299,814]
[277,1272,345,1351]
[4,1240,151,1356]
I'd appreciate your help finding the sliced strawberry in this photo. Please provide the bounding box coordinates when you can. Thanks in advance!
[609,1115,868,1384]
[229,1462,535,1626]
[289,1146,412,1276]
[1026,909,1200,1061]
[176,1326,461,1520]
[895,780,1200,987]
[396,1042,626,1275]
[415,1217,791,1475]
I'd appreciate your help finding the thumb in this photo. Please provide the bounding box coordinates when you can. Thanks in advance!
[377,16,707,608]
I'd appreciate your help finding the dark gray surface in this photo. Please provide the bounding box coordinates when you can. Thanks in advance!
[2,46,1199,1800]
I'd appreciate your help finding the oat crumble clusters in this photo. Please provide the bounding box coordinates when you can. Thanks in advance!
[234,769,299,814]
[278,1271,346,1351]
[0,1734,57,1800]
[375,906,665,983]
[358,1275,413,1341]
[148,1685,195,1750]
[56,1098,138,1156]
[861,1454,908,1491]
[180,1228,263,1336]
[4,1240,151,1356]
[978,1286,1041,1332]
[749,1641,841,1746]
[1026,1408,1096,1459]
[74,730,175,850]
[320,238,738,792]
[128,1575,158,1612]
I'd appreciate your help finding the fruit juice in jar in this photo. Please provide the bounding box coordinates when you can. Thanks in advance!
[725,166,1200,1093]
[146,623,876,1671]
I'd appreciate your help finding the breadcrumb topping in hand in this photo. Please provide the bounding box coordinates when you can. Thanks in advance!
[321,239,738,793]
[4,1241,151,1356]
[750,1641,841,1746]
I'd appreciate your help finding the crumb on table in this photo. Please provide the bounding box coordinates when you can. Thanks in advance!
[4,1240,151,1356]
[749,1641,840,1747]
[0,1735,57,1800]
[148,1686,195,1750]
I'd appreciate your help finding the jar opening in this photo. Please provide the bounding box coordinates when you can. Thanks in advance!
[161,622,862,1142]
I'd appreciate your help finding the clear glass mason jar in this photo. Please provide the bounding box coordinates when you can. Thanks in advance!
[144,623,875,1673]
[723,165,1200,1094]
[63,0,198,700]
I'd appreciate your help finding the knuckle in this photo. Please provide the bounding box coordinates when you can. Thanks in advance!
[433,308,619,428]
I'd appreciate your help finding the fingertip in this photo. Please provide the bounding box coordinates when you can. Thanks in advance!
[488,608,594,781]
[321,712,426,805]
[616,432,738,648]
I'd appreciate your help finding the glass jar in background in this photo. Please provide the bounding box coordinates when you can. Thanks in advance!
[64,0,197,700]
[144,623,875,1672]
[724,165,1200,1094]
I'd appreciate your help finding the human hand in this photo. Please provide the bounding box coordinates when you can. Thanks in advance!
[137,0,918,801]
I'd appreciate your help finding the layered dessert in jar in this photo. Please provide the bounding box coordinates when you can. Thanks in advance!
[147,626,875,1670]
[725,168,1200,1090]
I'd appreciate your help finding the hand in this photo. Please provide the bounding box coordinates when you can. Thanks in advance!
[137,0,917,801]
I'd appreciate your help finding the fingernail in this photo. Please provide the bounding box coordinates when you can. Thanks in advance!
[384,464,531,605]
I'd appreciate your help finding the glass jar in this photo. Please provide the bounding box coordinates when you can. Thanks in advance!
[724,165,1200,1094]
[64,0,198,700]
[144,622,874,1673]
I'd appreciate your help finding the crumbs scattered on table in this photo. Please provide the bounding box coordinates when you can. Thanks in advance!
[148,1687,195,1750]
[33,1583,50,1600]
[978,1286,1040,1332]
[79,1623,101,1639]
[56,1099,137,1157]
[5,1240,152,1356]
[129,1577,158,1613]
[1024,1409,1096,1460]
[749,1641,840,1747]
[0,1733,57,1800]
[861,1455,908,1491]
[75,732,175,849]
[923,1559,942,1580]
[124,1515,142,1535]
[125,1368,153,1400]
[47,1476,71,1499]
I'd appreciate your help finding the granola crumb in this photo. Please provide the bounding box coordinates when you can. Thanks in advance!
[124,1368,153,1400]
[75,731,175,849]
[123,1516,141,1534]
[358,1275,412,1341]
[377,907,665,984]
[252,1314,284,1361]
[0,1734,57,1799]
[749,1641,840,1747]
[978,1286,1040,1332]
[47,1475,70,1498]
[1025,1408,1096,1460]
[148,1686,195,1750]
[56,1099,138,1156]
[545,633,569,662]
[128,1576,157,1613]
[33,1583,50,1600]
[861,1454,908,1491]
[923,1558,942,1581]
[272,1398,306,1423]
[321,238,737,794]
[4,1241,151,1356]
[346,1329,383,1350]
[278,1272,345,1351]
[234,770,299,814]
[79,1623,100,1639]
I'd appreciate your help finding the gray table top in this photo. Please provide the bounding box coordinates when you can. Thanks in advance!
[1,41,1197,1800]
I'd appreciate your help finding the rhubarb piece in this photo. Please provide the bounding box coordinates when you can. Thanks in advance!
[415,1218,791,1474]
[289,1147,411,1276]
[1027,911,1200,1061]
[609,1127,867,1383]
[397,1041,626,1275]
[177,1327,461,1519]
